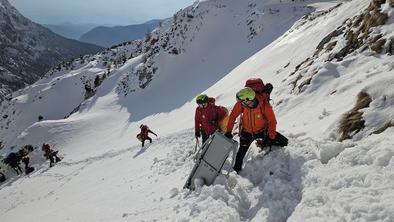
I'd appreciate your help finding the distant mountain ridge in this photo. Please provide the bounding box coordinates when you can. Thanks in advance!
[43,23,98,40]
[0,0,103,99]
[78,20,162,47]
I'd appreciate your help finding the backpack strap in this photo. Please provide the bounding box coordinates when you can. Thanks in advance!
[259,98,269,130]
[211,105,218,127]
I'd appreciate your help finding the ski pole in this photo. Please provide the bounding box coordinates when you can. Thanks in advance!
[193,138,203,161]
[194,137,200,153]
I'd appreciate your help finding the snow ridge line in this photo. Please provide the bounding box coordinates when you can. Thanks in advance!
[59,145,139,167]
[52,132,184,168]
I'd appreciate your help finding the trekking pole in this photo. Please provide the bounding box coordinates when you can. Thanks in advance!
[194,137,200,153]
[193,138,203,161]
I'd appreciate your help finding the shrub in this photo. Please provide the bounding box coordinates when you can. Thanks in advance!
[338,91,372,141]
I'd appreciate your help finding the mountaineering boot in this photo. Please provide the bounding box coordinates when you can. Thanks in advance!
[0,174,6,182]
[233,166,241,174]
[256,139,272,154]
[25,167,35,174]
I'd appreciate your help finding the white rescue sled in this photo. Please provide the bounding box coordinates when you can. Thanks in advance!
[184,131,238,190]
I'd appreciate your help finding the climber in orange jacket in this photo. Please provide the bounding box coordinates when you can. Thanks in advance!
[225,87,287,173]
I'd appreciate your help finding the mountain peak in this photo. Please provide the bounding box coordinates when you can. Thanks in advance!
[0,0,103,99]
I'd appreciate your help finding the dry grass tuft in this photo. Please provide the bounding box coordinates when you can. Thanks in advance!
[373,121,394,134]
[361,0,388,34]
[338,91,372,141]
[371,38,386,53]
[326,41,337,51]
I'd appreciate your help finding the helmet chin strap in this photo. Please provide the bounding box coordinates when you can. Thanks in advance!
[249,99,259,108]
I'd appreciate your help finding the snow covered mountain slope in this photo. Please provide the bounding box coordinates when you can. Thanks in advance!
[0,0,394,221]
[0,0,318,150]
[0,0,103,99]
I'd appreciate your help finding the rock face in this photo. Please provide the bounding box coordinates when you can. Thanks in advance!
[288,0,393,94]
[0,0,103,99]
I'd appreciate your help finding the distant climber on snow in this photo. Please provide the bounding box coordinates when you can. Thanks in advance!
[18,145,35,174]
[225,79,288,173]
[195,94,228,144]
[42,143,62,167]
[137,124,157,148]
[3,152,23,175]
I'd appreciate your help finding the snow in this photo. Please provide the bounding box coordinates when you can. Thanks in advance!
[1,0,394,221]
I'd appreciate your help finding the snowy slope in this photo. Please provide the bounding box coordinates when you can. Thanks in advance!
[1,0,394,221]
[0,0,317,151]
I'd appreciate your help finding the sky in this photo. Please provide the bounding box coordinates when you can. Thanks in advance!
[8,0,193,25]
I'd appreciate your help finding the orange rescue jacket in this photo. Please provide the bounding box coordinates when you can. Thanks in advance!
[226,95,277,139]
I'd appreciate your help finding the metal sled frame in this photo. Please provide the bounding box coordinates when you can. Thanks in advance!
[184,131,238,190]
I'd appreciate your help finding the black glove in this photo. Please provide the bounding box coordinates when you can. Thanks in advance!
[265,83,273,94]
[264,138,274,147]
[195,131,201,138]
[224,132,233,139]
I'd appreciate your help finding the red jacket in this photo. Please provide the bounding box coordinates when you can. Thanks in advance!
[140,126,157,139]
[226,95,277,139]
[195,103,227,136]
[42,144,52,159]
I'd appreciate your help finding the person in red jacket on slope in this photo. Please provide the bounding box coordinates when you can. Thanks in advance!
[41,143,61,167]
[137,124,157,147]
[194,94,227,144]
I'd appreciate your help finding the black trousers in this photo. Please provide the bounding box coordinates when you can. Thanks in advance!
[233,130,288,172]
[49,151,61,166]
[22,157,30,170]
[142,137,152,147]
[201,132,209,145]
[0,173,5,182]
[10,164,22,175]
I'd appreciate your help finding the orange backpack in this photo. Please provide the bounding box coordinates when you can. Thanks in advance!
[245,78,265,94]
[217,106,229,133]
[208,97,229,132]
[245,77,272,102]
